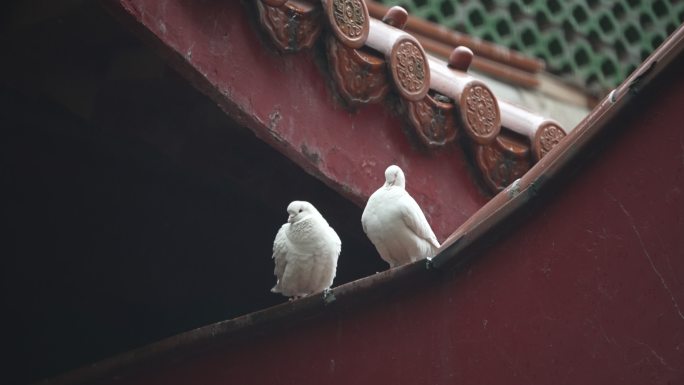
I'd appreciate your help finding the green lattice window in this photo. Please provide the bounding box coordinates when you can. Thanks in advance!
[379,0,684,95]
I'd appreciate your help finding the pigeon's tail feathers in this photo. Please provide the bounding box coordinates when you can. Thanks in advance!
[400,196,440,247]
[428,235,441,250]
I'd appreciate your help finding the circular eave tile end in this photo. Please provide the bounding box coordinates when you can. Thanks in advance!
[389,36,430,101]
[325,0,370,49]
[459,81,501,144]
[533,121,567,161]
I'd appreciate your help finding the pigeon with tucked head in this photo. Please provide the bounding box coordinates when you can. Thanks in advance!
[361,165,440,268]
[272,201,341,299]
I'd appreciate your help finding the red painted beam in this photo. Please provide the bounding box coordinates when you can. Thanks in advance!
[43,21,684,385]
[102,0,489,241]
[74,59,684,385]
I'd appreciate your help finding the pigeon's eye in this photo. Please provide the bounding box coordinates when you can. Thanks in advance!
[298,209,303,213]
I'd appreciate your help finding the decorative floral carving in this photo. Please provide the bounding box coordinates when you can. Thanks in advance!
[476,132,532,193]
[332,0,365,38]
[461,82,500,144]
[325,0,368,48]
[534,122,567,160]
[390,38,429,101]
[256,0,322,53]
[326,36,390,105]
[406,94,458,147]
[396,41,425,92]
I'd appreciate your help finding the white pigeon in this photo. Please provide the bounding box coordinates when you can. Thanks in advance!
[361,165,440,268]
[271,201,342,299]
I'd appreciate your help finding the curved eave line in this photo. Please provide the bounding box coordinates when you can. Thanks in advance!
[38,24,684,385]
[434,24,684,268]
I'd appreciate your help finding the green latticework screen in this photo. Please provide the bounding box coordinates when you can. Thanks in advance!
[379,0,684,95]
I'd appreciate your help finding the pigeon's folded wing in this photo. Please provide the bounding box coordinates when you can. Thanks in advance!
[400,196,440,249]
[327,226,342,256]
[272,223,289,279]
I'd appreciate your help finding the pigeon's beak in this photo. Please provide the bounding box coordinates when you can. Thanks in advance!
[287,214,295,223]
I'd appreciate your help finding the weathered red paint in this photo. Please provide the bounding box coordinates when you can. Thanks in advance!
[67,47,684,384]
[103,0,489,242]
[63,2,684,384]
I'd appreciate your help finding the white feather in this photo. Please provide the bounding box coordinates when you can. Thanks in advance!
[361,165,440,268]
[271,201,341,298]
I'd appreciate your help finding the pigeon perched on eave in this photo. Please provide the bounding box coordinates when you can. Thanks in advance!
[361,165,440,268]
[271,201,341,299]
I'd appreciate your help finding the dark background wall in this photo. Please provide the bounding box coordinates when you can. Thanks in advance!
[0,2,382,383]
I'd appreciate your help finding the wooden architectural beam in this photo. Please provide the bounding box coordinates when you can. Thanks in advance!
[39,22,684,385]
[102,0,491,240]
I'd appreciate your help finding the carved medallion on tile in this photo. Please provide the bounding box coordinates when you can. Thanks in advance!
[325,0,369,49]
[461,81,501,144]
[389,37,429,101]
[533,122,567,160]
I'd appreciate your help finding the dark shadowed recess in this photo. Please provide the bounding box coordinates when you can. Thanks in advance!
[0,2,383,384]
